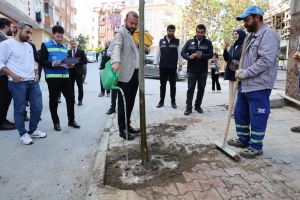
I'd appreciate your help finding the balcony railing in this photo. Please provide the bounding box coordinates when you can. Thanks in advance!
[99,21,106,26]
[71,7,77,14]
[44,16,54,26]
[98,33,105,38]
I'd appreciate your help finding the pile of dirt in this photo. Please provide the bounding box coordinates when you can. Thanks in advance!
[105,144,222,190]
[148,123,187,137]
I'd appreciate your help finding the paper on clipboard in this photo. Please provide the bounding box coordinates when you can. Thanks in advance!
[61,57,80,64]
[60,58,80,68]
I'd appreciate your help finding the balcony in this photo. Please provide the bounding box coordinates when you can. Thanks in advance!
[98,33,105,38]
[99,20,106,26]
[44,16,54,26]
[161,15,173,24]
[71,7,77,14]
[44,0,55,6]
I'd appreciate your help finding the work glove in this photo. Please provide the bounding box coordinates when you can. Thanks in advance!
[235,69,248,79]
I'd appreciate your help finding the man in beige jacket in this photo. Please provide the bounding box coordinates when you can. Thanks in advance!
[111,11,149,140]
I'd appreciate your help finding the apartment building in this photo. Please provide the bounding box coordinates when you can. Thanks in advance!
[0,0,76,49]
[44,0,76,46]
[0,0,44,45]
[73,1,97,50]
[123,0,180,55]
[93,1,126,47]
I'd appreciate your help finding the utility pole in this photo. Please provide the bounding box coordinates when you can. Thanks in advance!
[139,0,149,164]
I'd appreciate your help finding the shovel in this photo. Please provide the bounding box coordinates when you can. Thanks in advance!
[214,36,248,162]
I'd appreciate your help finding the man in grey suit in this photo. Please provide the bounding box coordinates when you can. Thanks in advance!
[0,18,16,130]
[111,11,150,140]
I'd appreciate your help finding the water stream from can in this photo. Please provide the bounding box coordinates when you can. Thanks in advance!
[118,88,129,165]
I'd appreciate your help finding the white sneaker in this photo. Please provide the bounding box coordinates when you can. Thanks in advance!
[31,130,47,138]
[20,133,33,145]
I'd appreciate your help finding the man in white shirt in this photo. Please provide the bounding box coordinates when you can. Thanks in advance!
[0,21,47,145]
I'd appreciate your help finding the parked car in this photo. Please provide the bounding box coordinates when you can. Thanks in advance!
[86,51,97,63]
[144,55,186,80]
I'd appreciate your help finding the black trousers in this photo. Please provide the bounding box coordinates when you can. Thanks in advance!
[69,69,84,101]
[211,69,221,91]
[110,89,118,109]
[0,75,12,125]
[159,68,177,104]
[117,69,139,131]
[186,72,208,109]
[46,78,75,124]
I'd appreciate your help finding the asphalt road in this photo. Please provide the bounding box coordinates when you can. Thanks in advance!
[0,62,110,200]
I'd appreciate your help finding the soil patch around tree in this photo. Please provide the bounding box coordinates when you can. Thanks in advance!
[105,143,223,190]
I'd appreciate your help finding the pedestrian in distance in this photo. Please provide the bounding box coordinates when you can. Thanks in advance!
[39,25,81,131]
[99,40,111,97]
[181,24,213,116]
[154,24,183,109]
[68,38,87,106]
[111,11,150,140]
[0,21,47,145]
[227,6,280,158]
[208,53,221,93]
[0,17,16,130]
[223,29,246,116]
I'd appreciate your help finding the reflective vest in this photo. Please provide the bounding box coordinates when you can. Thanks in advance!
[44,40,69,78]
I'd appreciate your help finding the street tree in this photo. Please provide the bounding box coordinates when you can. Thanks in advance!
[178,0,223,53]
[75,34,89,52]
[220,0,270,45]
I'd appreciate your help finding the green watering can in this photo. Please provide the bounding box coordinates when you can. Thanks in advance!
[100,60,119,90]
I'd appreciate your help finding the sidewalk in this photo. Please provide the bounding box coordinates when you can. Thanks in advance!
[89,84,300,200]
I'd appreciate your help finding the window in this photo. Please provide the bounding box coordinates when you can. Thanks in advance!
[67,24,70,33]
[145,0,153,4]
[61,19,65,28]
[129,0,134,5]
[99,26,105,33]
[44,2,53,18]
[145,10,152,20]
[62,0,65,10]
[67,7,70,15]
[55,0,59,7]
[145,22,152,32]
[54,12,59,24]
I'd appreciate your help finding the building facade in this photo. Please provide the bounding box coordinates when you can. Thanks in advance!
[93,1,126,47]
[122,0,180,55]
[0,0,76,49]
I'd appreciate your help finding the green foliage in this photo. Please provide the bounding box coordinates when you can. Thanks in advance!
[93,47,101,53]
[75,34,89,52]
[178,0,270,54]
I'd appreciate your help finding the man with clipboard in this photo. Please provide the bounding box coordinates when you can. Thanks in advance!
[39,25,81,131]
[67,39,87,106]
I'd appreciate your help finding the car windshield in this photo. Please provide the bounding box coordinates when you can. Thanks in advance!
[146,56,154,64]
[87,52,94,56]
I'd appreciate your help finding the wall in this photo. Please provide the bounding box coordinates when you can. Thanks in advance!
[286,0,300,99]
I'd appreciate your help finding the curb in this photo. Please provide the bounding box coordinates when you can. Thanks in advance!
[86,114,115,200]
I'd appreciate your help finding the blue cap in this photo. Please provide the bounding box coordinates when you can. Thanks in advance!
[236,6,264,21]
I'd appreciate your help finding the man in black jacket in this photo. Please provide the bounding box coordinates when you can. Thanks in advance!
[0,17,16,130]
[68,38,87,106]
[181,24,213,115]
[99,40,111,97]
[154,24,183,109]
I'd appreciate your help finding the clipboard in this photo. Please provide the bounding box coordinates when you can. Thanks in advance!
[61,57,80,64]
